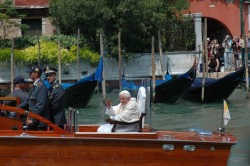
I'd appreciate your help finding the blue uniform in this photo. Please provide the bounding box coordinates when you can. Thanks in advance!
[20,79,50,130]
[48,80,67,129]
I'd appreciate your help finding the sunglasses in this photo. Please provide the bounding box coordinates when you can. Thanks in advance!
[45,73,54,77]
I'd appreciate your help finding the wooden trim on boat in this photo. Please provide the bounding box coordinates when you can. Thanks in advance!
[0,105,66,134]
[0,97,21,118]
[0,116,23,130]
[0,97,20,104]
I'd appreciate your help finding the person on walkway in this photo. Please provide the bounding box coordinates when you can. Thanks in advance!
[19,66,50,130]
[208,54,220,73]
[232,36,240,70]
[239,34,245,67]
[222,35,232,71]
[211,39,221,58]
[43,66,67,129]
[207,38,212,59]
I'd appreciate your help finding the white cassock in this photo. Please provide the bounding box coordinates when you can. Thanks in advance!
[97,98,140,133]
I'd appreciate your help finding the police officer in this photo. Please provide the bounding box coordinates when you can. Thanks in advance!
[44,66,67,129]
[6,76,29,118]
[10,76,29,103]
[19,66,50,130]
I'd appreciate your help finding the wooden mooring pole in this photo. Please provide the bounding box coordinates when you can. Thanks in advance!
[118,31,122,90]
[151,36,156,93]
[100,30,106,100]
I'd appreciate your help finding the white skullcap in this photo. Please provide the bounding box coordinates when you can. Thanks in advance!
[119,90,131,98]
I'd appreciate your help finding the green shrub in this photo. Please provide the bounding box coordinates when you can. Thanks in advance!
[23,41,77,64]
[0,35,99,64]
[0,48,26,62]
[70,45,100,64]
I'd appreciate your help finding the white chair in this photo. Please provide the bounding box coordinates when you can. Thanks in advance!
[111,86,147,132]
[136,86,146,130]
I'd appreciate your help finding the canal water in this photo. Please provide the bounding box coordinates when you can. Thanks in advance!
[77,88,250,166]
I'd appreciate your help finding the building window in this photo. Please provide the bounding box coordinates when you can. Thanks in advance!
[21,18,42,36]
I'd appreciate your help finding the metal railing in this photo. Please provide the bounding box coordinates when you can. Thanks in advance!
[68,107,79,133]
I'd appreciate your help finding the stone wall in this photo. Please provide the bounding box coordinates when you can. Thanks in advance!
[0,19,21,39]
[104,51,199,80]
[42,17,55,36]
[0,51,200,83]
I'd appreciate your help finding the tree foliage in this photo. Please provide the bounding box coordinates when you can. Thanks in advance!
[0,0,28,40]
[49,0,112,50]
[49,0,191,59]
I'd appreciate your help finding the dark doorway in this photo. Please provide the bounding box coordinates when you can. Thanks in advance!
[204,17,230,44]
[202,17,231,68]
[21,19,42,36]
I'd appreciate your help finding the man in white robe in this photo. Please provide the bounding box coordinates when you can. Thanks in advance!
[97,90,140,132]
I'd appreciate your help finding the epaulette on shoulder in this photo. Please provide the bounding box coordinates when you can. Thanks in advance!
[36,81,43,87]
[53,84,60,89]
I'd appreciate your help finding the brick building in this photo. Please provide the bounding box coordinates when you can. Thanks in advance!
[1,0,250,43]
[189,0,250,43]
[0,0,54,38]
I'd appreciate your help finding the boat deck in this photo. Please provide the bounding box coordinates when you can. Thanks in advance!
[0,122,237,145]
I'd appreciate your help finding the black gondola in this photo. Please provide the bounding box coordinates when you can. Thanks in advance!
[63,58,103,108]
[153,65,197,103]
[181,65,245,103]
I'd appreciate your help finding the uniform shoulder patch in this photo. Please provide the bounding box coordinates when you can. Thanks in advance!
[36,81,43,87]
[53,83,60,89]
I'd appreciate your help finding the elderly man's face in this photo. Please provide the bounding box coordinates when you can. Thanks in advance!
[119,94,130,105]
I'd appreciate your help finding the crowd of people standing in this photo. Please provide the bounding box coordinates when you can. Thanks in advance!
[206,34,250,73]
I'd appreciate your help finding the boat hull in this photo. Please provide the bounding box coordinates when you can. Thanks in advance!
[0,132,234,166]
[154,66,196,103]
[181,65,245,103]
[64,79,97,108]
[64,58,103,108]
[0,94,236,166]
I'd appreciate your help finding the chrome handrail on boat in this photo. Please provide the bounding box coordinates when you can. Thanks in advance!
[142,79,152,131]
[68,107,79,133]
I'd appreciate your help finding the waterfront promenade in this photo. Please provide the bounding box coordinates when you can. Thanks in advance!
[196,71,234,79]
